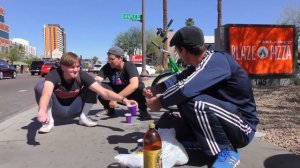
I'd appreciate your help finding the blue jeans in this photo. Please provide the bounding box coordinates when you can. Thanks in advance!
[34,81,96,119]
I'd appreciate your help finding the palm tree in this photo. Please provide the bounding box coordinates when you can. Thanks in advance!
[185,17,195,26]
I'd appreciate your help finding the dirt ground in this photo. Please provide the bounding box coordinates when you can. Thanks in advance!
[253,84,300,155]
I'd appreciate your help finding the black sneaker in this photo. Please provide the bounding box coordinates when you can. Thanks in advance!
[107,108,116,116]
[139,110,152,121]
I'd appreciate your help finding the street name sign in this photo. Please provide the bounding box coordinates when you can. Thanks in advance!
[123,13,142,21]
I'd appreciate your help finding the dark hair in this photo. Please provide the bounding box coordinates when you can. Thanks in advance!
[107,53,127,62]
[176,44,207,56]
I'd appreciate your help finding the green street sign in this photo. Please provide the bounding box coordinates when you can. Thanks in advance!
[123,13,142,21]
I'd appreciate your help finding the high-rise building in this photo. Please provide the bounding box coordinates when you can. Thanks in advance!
[0,7,10,53]
[43,24,66,59]
[11,38,37,58]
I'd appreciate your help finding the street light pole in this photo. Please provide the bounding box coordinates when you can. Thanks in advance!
[217,0,222,28]
[141,0,148,77]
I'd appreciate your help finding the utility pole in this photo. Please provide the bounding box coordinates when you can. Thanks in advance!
[217,0,222,28]
[140,0,148,77]
[163,0,168,69]
[50,29,52,59]
[215,0,223,50]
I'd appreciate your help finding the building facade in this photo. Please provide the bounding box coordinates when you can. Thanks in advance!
[43,24,66,59]
[10,38,37,58]
[0,7,10,53]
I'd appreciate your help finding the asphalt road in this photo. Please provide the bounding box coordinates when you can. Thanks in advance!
[0,73,43,123]
[0,71,150,124]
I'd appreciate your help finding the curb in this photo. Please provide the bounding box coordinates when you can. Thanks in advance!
[0,106,37,132]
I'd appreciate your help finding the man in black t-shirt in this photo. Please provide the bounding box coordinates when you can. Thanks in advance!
[34,52,137,133]
[96,46,151,120]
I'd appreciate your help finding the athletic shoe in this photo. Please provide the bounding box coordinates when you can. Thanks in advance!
[79,118,98,127]
[212,149,240,168]
[139,110,152,121]
[38,123,54,133]
[96,108,116,117]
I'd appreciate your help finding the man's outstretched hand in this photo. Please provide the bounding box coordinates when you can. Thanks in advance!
[143,87,156,99]
[146,97,162,111]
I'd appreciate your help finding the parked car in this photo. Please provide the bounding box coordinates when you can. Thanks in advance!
[0,59,17,80]
[88,66,94,73]
[41,62,59,77]
[30,60,44,76]
[134,62,156,75]
[93,64,102,74]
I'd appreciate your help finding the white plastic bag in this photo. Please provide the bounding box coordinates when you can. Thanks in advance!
[114,128,189,168]
[159,128,189,168]
[114,152,143,168]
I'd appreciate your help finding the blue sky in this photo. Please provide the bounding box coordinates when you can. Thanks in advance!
[1,0,299,61]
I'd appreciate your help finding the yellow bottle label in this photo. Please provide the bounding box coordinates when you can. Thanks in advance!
[143,149,162,168]
[136,149,143,155]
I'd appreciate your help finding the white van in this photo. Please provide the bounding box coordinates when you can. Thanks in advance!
[93,64,102,74]
[134,63,156,75]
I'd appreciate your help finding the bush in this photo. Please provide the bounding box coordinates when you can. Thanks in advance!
[155,65,165,74]
[294,74,300,85]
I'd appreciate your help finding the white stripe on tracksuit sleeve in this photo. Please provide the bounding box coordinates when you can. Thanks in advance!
[159,51,231,108]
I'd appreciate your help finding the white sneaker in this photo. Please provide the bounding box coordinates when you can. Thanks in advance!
[79,118,98,127]
[38,123,54,133]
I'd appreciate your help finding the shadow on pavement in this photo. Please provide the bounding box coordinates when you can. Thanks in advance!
[21,117,77,146]
[182,149,215,167]
[54,118,77,126]
[107,132,144,145]
[95,109,126,120]
[21,117,40,146]
[107,162,123,168]
[264,154,300,168]
[107,132,145,154]
[96,124,124,132]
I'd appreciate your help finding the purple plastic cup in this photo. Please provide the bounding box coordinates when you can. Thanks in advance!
[125,113,132,123]
[128,104,137,116]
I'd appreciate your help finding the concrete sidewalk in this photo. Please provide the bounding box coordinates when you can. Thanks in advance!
[0,78,299,168]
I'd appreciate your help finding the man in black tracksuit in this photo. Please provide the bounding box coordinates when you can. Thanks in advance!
[144,26,259,168]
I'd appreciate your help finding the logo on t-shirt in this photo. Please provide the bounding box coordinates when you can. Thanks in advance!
[115,77,124,85]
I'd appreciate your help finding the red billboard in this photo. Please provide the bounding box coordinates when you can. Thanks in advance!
[228,25,295,75]
[130,55,142,62]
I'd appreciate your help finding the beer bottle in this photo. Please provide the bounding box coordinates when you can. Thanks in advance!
[143,123,162,168]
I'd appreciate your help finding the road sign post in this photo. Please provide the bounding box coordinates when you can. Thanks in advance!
[122,10,147,78]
